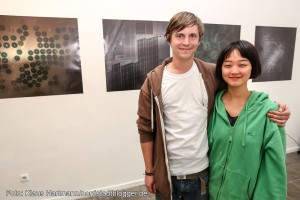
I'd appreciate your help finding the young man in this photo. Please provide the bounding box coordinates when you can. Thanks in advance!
[136,11,290,200]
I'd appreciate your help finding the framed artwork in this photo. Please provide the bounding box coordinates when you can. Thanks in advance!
[196,23,241,63]
[0,15,83,99]
[103,19,170,92]
[253,26,297,82]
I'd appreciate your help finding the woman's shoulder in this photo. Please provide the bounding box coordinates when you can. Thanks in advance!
[250,91,278,111]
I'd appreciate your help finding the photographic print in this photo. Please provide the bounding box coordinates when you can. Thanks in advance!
[0,15,83,99]
[103,19,170,92]
[253,26,297,82]
[196,23,241,63]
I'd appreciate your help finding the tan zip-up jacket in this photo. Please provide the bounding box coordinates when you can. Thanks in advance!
[137,57,219,200]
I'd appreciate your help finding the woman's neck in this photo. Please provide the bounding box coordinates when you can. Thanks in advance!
[222,86,251,117]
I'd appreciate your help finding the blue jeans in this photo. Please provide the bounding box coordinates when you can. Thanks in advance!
[156,169,209,200]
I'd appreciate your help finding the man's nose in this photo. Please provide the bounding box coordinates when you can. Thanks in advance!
[183,37,190,45]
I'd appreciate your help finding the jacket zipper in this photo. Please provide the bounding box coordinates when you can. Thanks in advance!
[216,116,239,199]
[154,96,173,199]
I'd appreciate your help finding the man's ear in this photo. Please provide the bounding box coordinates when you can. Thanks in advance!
[198,35,202,44]
[166,34,170,44]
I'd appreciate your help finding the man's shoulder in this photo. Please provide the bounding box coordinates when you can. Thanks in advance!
[193,58,216,77]
[146,65,164,80]
[147,57,172,76]
[194,57,216,68]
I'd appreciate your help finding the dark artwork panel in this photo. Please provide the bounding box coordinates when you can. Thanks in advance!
[0,15,83,99]
[103,19,170,92]
[253,26,297,82]
[196,24,241,63]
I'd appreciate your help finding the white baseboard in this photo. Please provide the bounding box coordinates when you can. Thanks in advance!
[98,179,144,191]
[286,146,300,153]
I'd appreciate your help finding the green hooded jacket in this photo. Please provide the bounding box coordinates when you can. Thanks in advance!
[208,90,286,200]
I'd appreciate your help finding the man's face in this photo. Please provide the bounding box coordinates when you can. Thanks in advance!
[169,25,200,62]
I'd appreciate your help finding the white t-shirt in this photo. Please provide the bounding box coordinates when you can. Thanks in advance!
[162,62,209,176]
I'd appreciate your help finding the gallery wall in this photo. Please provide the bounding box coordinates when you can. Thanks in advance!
[0,0,299,199]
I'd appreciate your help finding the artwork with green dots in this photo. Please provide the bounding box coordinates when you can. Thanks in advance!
[0,15,83,99]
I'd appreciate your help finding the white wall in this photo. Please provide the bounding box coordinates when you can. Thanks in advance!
[0,0,299,199]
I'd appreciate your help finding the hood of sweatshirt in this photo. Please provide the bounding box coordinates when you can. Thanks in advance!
[210,89,275,146]
[142,58,171,131]
[146,57,170,97]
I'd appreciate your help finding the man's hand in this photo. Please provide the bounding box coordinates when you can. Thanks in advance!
[145,175,156,193]
[267,102,291,126]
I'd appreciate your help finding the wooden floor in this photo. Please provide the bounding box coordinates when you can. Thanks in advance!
[287,151,300,200]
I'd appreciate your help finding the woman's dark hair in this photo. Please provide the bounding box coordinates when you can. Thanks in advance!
[215,40,262,87]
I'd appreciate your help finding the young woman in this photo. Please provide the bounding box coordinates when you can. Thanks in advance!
[208,40,287,200]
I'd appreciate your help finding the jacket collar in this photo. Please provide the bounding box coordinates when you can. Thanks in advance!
[148,57,211,97]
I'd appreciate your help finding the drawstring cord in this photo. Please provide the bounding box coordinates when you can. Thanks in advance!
[151,89,154,131]
[242,101,249,147]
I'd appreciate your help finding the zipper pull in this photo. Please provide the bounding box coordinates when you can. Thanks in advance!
[228,129,233,142]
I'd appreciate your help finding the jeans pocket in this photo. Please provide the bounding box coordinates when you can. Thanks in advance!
[198,169,209,195]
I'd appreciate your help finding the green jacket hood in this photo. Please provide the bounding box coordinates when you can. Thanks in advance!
[211,90,277,147]
[215,90,273,110]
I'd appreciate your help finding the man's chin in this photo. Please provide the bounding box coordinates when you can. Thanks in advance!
[179,54,194,60]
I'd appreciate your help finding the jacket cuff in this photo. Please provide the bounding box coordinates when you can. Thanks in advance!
[139,132,154,143]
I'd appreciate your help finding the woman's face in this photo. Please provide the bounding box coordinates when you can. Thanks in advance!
[222,49,252,88]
